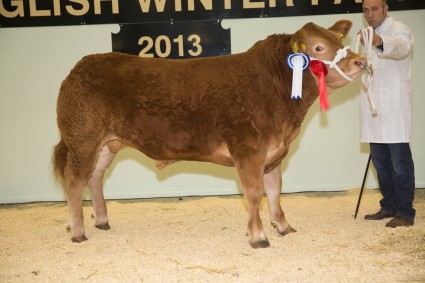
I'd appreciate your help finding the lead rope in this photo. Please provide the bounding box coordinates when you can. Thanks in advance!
[356,27,377,115]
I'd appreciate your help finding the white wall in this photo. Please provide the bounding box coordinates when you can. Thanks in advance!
[1,10,424,203]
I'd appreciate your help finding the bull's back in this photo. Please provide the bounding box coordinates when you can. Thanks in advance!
[59,52,255,116]
[59,52,266,123]
[57,51,285,161]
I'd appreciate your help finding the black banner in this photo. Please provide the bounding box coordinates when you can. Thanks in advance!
[112,20,230,59]
[1,0,424,28]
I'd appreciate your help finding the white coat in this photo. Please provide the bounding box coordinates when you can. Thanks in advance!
[360,15,414,143]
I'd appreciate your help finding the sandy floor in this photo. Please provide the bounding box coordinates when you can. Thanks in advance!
[1,188,424,282]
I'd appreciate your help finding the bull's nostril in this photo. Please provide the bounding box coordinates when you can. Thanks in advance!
[355,61,363,68]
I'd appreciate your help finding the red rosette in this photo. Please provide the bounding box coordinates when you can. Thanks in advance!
[309,60,329,111]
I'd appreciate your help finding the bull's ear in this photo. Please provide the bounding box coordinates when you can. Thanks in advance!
[328,20,352,39]
[289,32,306,53]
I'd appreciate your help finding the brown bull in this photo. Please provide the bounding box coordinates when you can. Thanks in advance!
[53,20,365,248]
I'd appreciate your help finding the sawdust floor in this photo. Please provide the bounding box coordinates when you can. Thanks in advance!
[1,188,424,283]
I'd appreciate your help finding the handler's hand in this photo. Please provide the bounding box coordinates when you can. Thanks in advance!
[372,33,383,46]
[357,30,382,47]
[357,31,365,45]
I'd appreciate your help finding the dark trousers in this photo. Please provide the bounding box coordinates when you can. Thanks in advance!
[370,143,416,221]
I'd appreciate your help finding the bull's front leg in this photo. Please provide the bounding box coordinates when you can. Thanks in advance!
[264,164,296,236]
[236,161,270,249]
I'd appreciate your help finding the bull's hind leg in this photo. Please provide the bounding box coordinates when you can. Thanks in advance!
[64,163,89,242]
[264,165,296,236]
[65,143,107,242]
[87,140,122,230]
[236,161,270,249]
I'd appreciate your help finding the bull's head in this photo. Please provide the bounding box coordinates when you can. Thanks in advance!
[290,20,365,93]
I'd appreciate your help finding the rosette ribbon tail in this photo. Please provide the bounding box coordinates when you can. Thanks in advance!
[309,60,329,111]
[286,53,310,100]
[290,55,303,99]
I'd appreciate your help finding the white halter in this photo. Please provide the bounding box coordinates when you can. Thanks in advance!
[356,26,377,115]
[310,46,354,82]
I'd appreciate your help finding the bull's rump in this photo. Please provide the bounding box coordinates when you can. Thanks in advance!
[57,52,283,164]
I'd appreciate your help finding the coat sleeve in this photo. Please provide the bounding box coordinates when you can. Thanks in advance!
[378,25,414,60]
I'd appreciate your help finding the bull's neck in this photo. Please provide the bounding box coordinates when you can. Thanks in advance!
[250,34,319,124]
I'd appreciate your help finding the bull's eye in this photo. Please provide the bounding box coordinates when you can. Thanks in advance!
[315,46,323,52]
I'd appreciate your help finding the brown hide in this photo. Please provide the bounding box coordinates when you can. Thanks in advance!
[53,20,364,248]
[57,35,315,175]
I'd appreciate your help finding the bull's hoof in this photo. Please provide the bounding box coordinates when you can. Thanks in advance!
[95,223,111,230]
[280,226,297,236]
[71,235,88,243]
[249,239,270,249]
[271,222,297,236]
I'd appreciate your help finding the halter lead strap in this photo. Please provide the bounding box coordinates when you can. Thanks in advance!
[356,26,377,115]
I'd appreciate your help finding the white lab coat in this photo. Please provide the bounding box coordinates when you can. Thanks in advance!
[360,16,414,143]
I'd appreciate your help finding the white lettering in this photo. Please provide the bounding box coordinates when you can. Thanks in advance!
[0,0,24,17]
[53,0,61,15]
[175,0,182,11]
[138,0,166,13]
[66,0,90,16]
[173,35,184,56]
[139,36,154,57]
[188,34,202,56]
[139,34,203,58]
[156,35,171,57]
[0,0,366,25]
[243,0,265,9]
[94,0,119,15]
[188,0,212,11]
[29,0,51,17]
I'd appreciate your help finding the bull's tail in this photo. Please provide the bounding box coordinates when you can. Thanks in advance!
[52,138,68,186]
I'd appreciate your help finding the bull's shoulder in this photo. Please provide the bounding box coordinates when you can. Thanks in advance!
[248,33,292,55]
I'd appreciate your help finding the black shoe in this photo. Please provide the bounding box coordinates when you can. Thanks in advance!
[364,210,395,220]
[386,216,414,228]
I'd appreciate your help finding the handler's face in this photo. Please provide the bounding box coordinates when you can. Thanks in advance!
[363,0,388,29]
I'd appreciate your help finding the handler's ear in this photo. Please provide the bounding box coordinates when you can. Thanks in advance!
[328,20,352,39]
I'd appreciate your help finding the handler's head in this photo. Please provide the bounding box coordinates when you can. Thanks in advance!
[362,0,388,29]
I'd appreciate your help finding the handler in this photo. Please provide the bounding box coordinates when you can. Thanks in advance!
[360,0,416,227]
